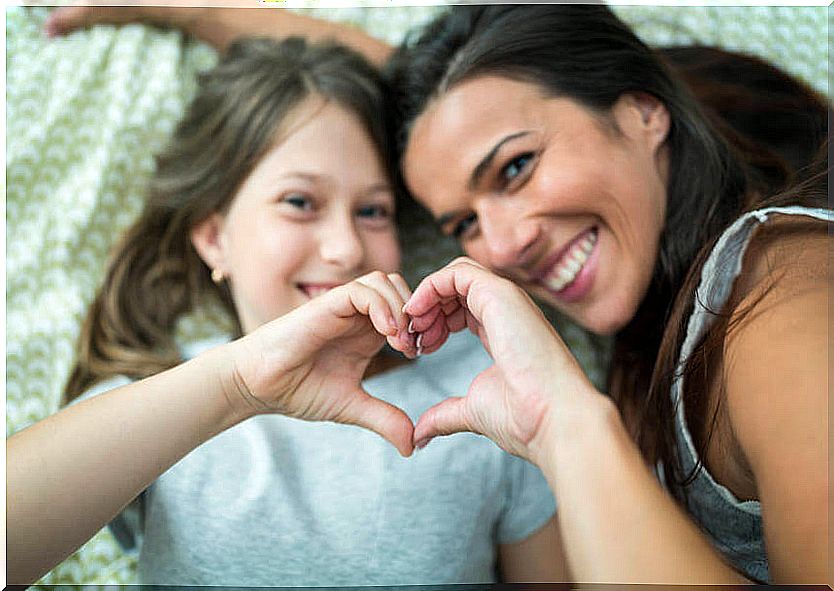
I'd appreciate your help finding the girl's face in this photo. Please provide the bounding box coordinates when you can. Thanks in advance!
[193,98,399,333]
[403,76,670,336]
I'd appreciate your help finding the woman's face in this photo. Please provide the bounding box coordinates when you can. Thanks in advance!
[403,76,670,335]
[194,98,400,334]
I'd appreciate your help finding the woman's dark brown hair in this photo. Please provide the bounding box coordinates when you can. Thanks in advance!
[64,37,392,404]
[385,5,829,500]
[661,45,829,191]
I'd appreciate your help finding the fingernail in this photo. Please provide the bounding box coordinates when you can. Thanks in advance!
[415,437,433,450]
[415,333,423,349]
[407,319,415,334]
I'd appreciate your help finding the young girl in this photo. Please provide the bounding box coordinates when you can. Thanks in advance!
[8,38,562,585]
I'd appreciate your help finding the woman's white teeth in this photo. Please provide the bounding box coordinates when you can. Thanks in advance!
[544,230,597,292]
[564,258,582,274]
[573,243,590,264]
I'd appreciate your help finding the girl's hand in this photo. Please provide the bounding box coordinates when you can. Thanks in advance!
[404,258,601,462]
[227,271,417,456]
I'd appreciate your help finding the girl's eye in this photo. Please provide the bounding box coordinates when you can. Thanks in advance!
[357,204,392,219]
[282,193,313,211]
[452,213,478,240]
[501,152,534,184]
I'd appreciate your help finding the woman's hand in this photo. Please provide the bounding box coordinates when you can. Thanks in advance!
[43,1,393,65]
[228,271,417,456]
[403,258,601,462]
[43,2,212,39]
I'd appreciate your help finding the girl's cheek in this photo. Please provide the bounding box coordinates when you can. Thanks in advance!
[382,234,402,272]
[361,226,400,272]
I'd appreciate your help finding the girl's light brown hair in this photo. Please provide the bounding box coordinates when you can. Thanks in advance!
[64,37,392,404]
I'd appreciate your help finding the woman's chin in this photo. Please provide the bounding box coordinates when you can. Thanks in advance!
[548,299,633,338]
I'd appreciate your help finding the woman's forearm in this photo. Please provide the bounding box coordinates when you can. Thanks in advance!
[183,8,393,66]
[7,343,252,584]
[46,5,394,66]
[531,396,748,584]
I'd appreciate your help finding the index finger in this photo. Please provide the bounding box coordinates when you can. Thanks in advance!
[404,258,496,320]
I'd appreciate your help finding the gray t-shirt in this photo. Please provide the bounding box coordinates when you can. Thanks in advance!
[81,331,556,586]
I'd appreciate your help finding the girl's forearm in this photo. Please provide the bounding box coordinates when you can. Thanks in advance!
[185,8,393,66]
[7,343,252,584]
[531,396,748,584]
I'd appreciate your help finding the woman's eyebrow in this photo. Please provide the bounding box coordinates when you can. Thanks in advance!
[468,130,532,191]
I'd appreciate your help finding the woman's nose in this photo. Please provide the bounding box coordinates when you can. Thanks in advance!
[477,203,539,271]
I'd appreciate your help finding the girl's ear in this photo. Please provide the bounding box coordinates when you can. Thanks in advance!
[190,213,228,275]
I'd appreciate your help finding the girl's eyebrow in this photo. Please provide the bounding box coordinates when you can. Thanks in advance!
[468,131,532,191]
[362,182,393,196]
[279,171,324,183]
[279,172,391,197]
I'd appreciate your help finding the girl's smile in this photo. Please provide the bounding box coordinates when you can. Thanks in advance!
[296,283,344,299]
[191,97,400,334]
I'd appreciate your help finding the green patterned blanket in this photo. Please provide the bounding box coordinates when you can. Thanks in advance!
[6,4,828,585]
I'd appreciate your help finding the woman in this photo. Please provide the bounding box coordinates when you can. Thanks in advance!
[394,5,829,584]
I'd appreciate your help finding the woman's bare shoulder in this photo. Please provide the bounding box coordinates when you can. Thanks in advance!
[727,213,827,317]
[718,212,828,581]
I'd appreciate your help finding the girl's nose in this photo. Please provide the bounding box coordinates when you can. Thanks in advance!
[319,214,364,271]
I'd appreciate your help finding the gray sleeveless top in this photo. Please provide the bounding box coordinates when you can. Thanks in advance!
[670,205,831,583]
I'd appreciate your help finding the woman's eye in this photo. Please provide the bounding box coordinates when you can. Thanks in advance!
[357,204,390,219]
[282,193,313,211]
[501,153,534,183]
[452,213,477,240]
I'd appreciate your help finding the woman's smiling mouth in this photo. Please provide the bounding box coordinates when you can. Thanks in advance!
[535,227,598,300]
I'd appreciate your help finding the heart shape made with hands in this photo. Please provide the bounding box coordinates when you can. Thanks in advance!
[390,308,497,456]
[378,258,579,461]
[260,258,572,461]
[373,306,545,460]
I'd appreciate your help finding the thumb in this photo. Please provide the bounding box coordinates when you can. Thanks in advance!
[340,390,416,458]
[413,396,473,449]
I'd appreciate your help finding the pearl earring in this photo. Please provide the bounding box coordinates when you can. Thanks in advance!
[211,268,224,284]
